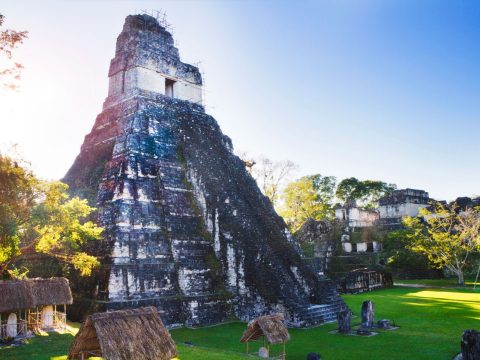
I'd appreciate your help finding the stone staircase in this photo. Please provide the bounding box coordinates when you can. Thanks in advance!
[282,280,348,328]
[291,297,346,327]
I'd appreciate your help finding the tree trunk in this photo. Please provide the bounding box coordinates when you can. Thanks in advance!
[457,270,465,285]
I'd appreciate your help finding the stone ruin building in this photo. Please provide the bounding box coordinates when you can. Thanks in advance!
[334,203,381,254]
[332,188,432,257]
[377,188,432,230]
[295,218,335,276]
[296,188,434,290]
[451,196,480,211]
[64,14,345,327]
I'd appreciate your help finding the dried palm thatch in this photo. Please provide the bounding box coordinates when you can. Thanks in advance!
[240,314,290,344]
[0,280,32,313]
[29,277,73,307]
[0,277,72,313]
[68,306,178,360]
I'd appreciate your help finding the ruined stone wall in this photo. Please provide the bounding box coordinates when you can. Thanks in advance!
[295,219,336,275]
[378,202,429,219]
[378,189,431,227]
[340,269,393,294]
[335,207,379,228]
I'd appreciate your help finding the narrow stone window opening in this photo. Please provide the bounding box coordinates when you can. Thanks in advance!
[165,78,176,98]
[367,242,374,252]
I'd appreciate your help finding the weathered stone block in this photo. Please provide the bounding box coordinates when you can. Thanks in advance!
[377,319,390,329]
[361,300,375,328]
[461,330,480,360]
[337,309,352,334]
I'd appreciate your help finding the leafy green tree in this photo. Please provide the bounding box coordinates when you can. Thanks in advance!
[0,154,102,278]
[280,174,336,231]
[382,229,438,276]
[336,177,396,209]
[403,203,480,285]
[0,14,28,90]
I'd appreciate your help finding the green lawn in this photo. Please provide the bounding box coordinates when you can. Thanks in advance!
[172,286,480,360]
[1,285,479,360]
[395,278,479,288]
[0,326,248,360]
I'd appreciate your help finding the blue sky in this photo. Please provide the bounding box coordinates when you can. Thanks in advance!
[0,0,479,201]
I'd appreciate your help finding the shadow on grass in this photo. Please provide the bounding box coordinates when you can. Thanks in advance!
[0,331,76,360]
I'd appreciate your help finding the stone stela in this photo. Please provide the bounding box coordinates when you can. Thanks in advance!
[337,309,352,334]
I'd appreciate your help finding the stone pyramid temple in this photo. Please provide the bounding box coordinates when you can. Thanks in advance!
[64,14,345,327]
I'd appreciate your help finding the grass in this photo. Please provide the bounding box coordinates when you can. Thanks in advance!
[172,286,480,360]
[395,278,479,288]
[1,284,479,359]
[0,323,81,360]
[0,323,247,360]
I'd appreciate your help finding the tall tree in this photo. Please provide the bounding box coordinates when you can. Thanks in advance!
[238,152,297,207]
[382,229,438,276]
[253,156,297,207]
[403,203,480,285]
[0,14,28,90]
[0,153,102,278]
[280,174,337,232]
[336,177,396,209]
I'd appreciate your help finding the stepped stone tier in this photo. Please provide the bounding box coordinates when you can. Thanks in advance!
[64,14,346,327]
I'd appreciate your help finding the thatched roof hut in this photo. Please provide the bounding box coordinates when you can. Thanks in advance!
[68,306,177,360]
[0,277,73,313]
[240,314,290,345]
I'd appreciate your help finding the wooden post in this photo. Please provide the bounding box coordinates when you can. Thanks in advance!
[22,311,26,335]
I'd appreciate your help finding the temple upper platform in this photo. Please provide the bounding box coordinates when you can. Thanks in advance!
[105,14,202,107]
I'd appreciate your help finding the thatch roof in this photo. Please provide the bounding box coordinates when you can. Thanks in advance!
[68,306,178,360]
[0,277,73,313]
[240,314,290,344]
[0,279,32,313]
[30,278,73,307]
